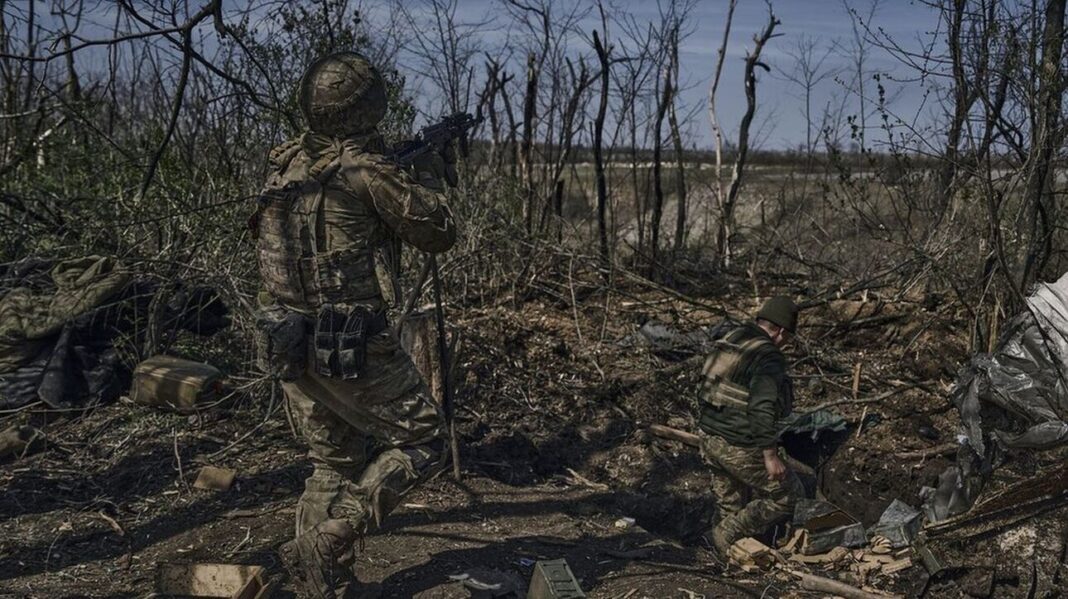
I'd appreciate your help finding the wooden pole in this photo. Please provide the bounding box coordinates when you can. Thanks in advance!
[430,256,461,480]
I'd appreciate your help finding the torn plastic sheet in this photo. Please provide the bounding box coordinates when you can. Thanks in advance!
[868,499,922,548]
[617,319,733,359]
[925,272,1068,522]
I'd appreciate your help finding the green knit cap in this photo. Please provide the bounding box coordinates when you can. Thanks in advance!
[756,295,799,333]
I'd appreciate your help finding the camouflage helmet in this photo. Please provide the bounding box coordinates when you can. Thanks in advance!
[298,52,388,137]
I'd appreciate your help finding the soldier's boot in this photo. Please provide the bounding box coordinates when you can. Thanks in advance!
[708,523,733,556]
[279,519,359,599]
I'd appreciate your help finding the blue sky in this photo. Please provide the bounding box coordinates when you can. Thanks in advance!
[19,0,944,151]
[433,0,945,150]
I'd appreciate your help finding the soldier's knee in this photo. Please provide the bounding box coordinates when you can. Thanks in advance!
[406,438,446,472]
[774,474,804,513]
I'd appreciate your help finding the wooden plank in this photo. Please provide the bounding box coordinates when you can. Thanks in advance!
[156,563,266,597]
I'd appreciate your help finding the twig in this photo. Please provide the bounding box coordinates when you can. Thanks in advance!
[173,427,189,494]
[564,467,609,491]
[783,567,901,599]
[97,511,126,537]
[894,443,957,460]
[800,383,918,415]
[856,406,869,438]
[135,26,194,202]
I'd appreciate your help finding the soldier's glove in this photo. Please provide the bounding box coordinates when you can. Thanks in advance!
[411,151,447,191]
[410,144,459,190]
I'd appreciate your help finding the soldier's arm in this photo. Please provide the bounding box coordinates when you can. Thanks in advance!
[747,353,787,449]
[355,157,458,253]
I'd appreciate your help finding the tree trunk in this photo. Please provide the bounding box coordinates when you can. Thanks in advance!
[651,66,671,274]
[668,26,688,260]
[520,52,539,233]
[708,0,736,244]
[1021,0,1066,289]
[718,10,780,268]
[593,30,611,261]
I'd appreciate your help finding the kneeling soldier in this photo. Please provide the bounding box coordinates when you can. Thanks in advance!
[698,296,805,554]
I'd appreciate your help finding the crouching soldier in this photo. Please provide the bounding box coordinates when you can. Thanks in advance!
[252,52,458,597]
[698,296,805,555]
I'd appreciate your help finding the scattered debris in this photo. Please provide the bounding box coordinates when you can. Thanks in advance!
[788,545,850,565]
[793,498,866,554]
[868,500,922,548]
[882,557,912,575]
[913,540,946,575]
[193,466,236,492]
[925,460,1068,540]
[449,567,524,597]
[563,467,608,491]
[617,320,728,359]
[0,424,45,460]
[929,271,1068,522]
[728,537,778,572]
[0,256,228,410]
[131,355,224,411]
[156,563,271,598]
[869,535,893,554]
[784,567,903,599]
[527,559,585,599]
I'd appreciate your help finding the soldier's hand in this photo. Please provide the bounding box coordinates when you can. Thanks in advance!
[410,151,448,191]
[762,449,787,482]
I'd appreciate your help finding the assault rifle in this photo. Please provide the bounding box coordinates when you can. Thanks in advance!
[387,111,482,166]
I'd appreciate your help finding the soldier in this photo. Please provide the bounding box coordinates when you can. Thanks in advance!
[251,52,458,597]
[697,296,805,555]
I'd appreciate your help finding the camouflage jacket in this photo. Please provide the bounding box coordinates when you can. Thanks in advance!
[255,131,457,314]
[697,322,794,449]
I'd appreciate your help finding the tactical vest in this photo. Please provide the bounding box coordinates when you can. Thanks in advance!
[699,327,774,418]
[254,148,384,313]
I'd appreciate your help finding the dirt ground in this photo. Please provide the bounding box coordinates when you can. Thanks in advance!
[2,275,1066,598]
[0,402,759,598]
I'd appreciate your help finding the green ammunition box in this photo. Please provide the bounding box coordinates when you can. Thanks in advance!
[130,355,223,411]
[527,559,585,599]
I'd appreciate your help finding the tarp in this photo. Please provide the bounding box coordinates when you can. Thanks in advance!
[0,256,229,410]
[924,272,1068,522]
[617,319,734,360]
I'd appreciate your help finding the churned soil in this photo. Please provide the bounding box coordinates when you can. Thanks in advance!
[2,274,1063,597]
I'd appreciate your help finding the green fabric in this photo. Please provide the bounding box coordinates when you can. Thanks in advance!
[0,256,129,370]
[780,409,849,439]
[698,322,793,449]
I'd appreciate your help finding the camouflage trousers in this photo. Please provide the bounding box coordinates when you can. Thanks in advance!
[282,329,446,538]
[700,433,804,545]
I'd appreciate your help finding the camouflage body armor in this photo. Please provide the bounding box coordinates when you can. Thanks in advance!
[256,136,390,315]
[698,327,777,437]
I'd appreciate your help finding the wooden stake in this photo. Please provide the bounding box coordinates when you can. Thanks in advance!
[852,362,863,399]
[430,255,461,480]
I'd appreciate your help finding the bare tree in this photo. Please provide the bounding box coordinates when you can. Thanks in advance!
[717,5,781,267]
[706,0,736,241]
[592,8,611,261]
[840,0,882,153]
[780,34,839,157]
[1020,0,1066,288]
